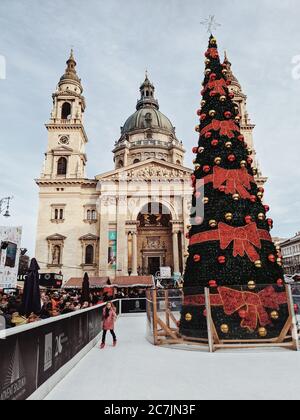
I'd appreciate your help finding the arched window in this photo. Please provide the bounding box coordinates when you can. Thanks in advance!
[133,159,140,164]
[57,157,67,175]
[117,160,124,169]
[59,209,64,220]
[61,102,71,120]
[92,210,97,220]
[87,210,91,220]
[85,245,94,265]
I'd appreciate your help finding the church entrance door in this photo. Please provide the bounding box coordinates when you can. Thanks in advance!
[148,257,160,276]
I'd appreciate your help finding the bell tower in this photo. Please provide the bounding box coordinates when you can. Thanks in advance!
[224,52,267,187]
[41,50,88,179]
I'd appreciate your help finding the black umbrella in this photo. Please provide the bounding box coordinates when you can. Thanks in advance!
[20,258,41,317]
[81,272,91,303]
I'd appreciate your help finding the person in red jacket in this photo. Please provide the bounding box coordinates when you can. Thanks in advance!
[100,302,117,349]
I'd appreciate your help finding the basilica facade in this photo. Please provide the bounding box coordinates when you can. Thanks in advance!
[35,51,266,282]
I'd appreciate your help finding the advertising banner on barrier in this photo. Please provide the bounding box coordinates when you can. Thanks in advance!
[0,306,103,400]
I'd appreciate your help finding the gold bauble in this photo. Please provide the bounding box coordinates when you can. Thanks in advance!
[271,311,279,320]
[185,313,193,322]
[258,327,267,338]
[255,260,262,268]
[225,141,232,149]
[277,258,283,266]
[248,280,256,290]
[205,59,210,65]
[209,110,216,117]
[240,160,247,168]
[203,197,209,204]
[220,324,229,334]
[201,100,206,107]
[222,69,228,75]
[220,95,226,102]
[194,164,201,171]
[252,168,258,175]
[205,69,212,75]
[209,220,217,228]
[225,213,233,222]
[257,192,264,199]
[235,116,241,122]
[258,213,265,221]
[233,194,240,201]
[195,125,200,132]
[214,157,222,165]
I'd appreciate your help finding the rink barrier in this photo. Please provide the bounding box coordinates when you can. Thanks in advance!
[0,300,119,401]
[146,285,299,352]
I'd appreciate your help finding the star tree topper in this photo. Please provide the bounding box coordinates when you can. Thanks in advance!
[200,15,221,34]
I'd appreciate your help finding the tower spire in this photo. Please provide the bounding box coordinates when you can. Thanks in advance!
[136,72,159,110]
[59,49,82,88]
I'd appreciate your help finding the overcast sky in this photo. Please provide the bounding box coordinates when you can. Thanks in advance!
[0,0,300,255]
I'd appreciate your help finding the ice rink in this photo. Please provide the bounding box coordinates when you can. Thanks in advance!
[46,315,300,400]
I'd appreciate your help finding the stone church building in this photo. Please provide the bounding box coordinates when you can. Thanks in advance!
[35,51,266,282]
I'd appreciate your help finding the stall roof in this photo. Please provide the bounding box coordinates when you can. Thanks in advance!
[64,277,109,289]
[63,276,154,289]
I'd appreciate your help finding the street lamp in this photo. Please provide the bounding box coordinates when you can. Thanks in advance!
[0,196,13,218]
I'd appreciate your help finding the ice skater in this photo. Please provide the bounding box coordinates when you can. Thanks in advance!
[100,302,117,349]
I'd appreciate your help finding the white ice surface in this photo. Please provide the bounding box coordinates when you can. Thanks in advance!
[45,315,300,400]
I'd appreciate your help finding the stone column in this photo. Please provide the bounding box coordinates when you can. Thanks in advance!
[117,196,128,276]
[132,231,138,276]
[99,197,110,277]
[172,230,180,274]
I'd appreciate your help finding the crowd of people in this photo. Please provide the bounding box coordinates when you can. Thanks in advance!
[0,286,148,329]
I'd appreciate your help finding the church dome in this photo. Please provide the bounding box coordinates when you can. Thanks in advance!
[122,107,175,135]
[121,74,175,135]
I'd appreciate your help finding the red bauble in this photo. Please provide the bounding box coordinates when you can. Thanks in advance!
[211,139,219,147]
[294,304,299,314]
[203,165,211,173]
[250,195,257,203]
[247,157,253,165]
[209,280,217,288]
[200,113,207,121]
[277,279,284,287]
[268,254,276,263]
[210,73,217,81]
[226,80,231,86]
[192,147,198,154]
[205,132,212,139]
[224,111,232,119]
[218,256,226,264]
[219,186,226,193]
[185,233,190,239]
[197,109,202,116]
[264,205,270,213]
[258,187,265,193]
[203,309,207,317]
[238,135,245,142]
[245,216,252,224]
[210,91,218,97]
[201,89,206,96]
[239,309,247,319]
[267,218,274,228]
[193,254,201,263]
[228,154,236,162]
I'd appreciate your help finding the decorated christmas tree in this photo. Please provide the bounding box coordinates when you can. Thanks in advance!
[180,35,289,341]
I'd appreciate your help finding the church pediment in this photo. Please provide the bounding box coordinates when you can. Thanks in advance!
[47,233,66,241]
[96,159,192,182]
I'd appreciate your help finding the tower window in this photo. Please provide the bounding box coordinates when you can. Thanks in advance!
[53,207,64,221]
[85,245,94,265]
[57,157,67,175]
[117,160,124,169]
[61,102,72,120]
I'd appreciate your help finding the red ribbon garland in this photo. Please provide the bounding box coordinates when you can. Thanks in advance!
[207,78,228,96]
[189,222,272,262]
[203,166,254,199]
[184,286,287,331]
[201,119,240,139]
